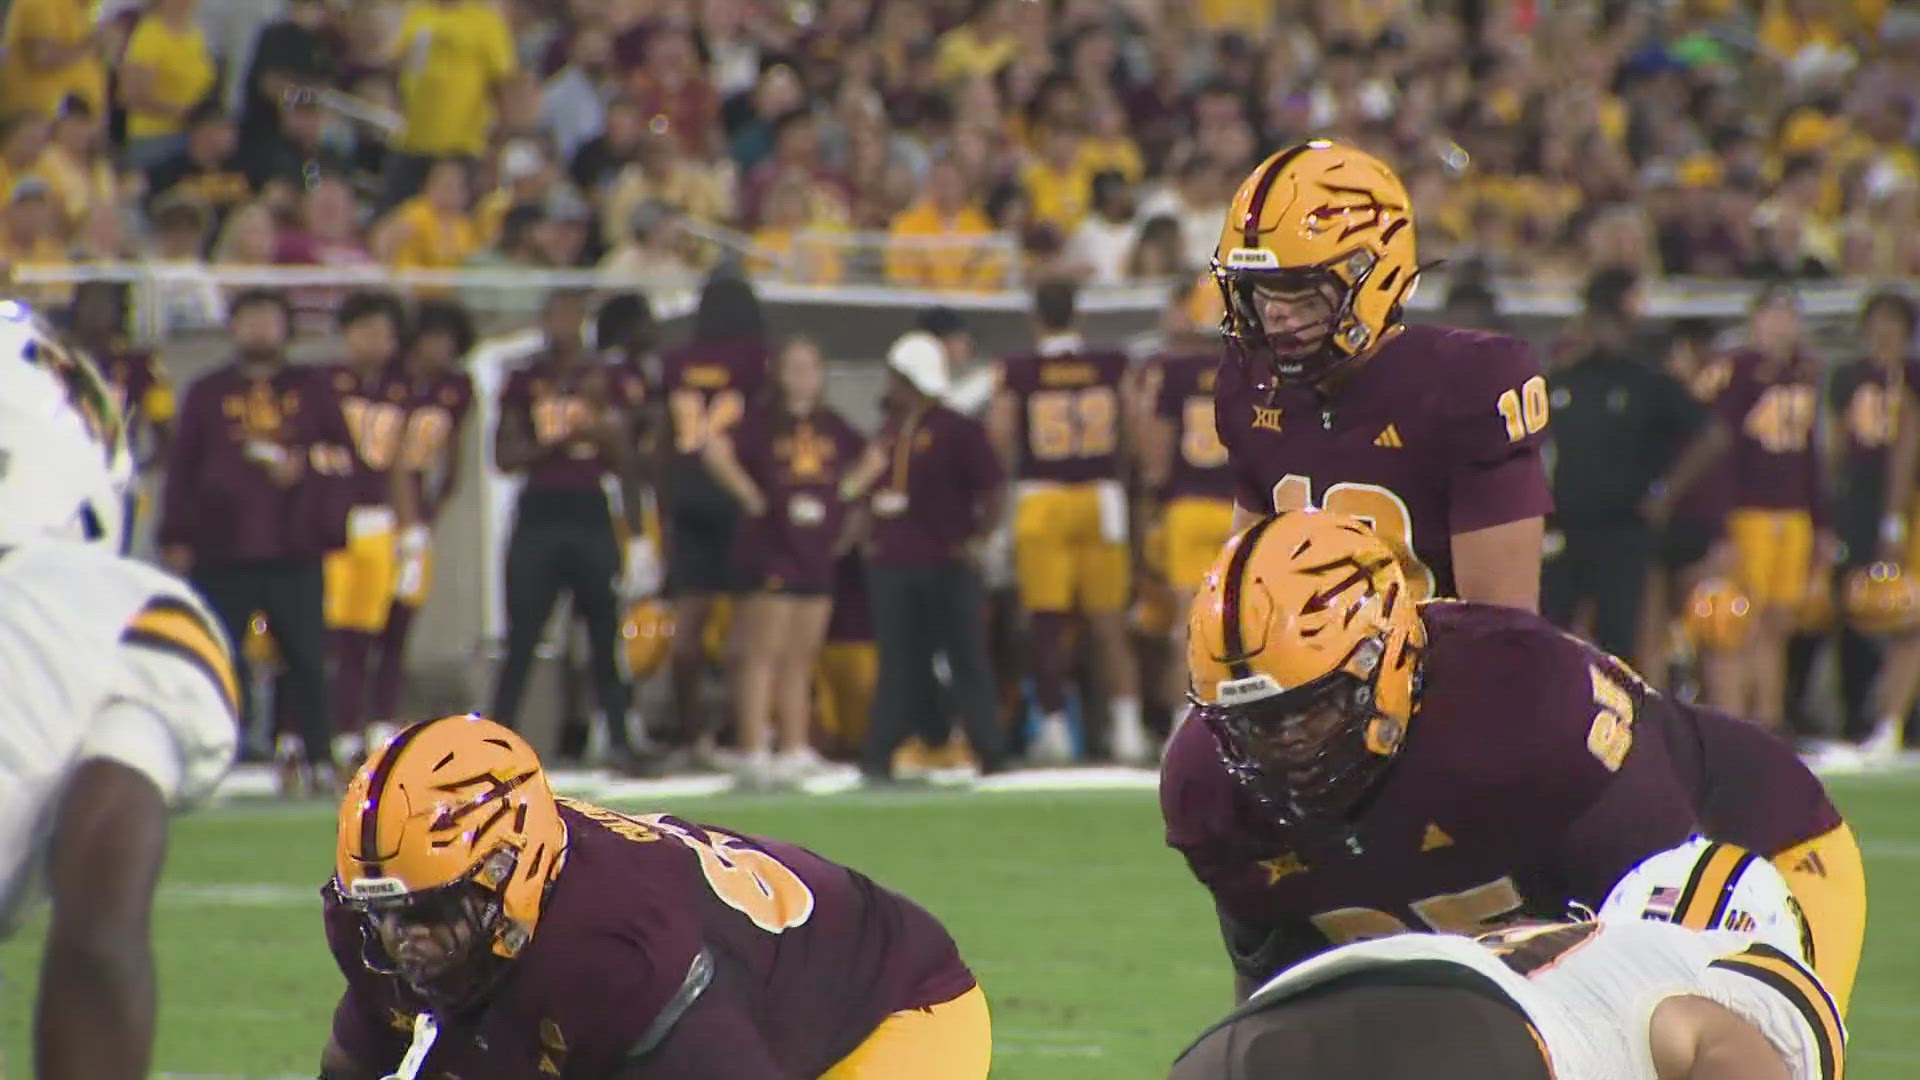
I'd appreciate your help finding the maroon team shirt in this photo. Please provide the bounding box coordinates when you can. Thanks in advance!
[998,348,1130,483]
[1213,324,1554,600]
[326,802,975,1078]
[322,362,413,510]
[865,403,1003,567]
[98,345,167,461]
[158,362,354,561]
[397,366,475,522]
[658,339,769,462]
[730,403,863,592]
[1154,352,1236,502]
[497,354,647,493]
[1708,350,1826,523]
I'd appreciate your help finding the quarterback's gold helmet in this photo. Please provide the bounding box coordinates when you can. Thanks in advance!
[1844,561,1920,637]
[333,715,567,1010]
[1187,510,1426,827]
[1213,140,1420,386]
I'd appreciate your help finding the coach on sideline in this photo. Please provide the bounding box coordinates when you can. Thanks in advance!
[846,332,1007,782]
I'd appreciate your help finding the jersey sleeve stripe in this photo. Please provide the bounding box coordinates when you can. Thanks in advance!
[1709,947,1844,1080]
[1675,842,1752,931]
[123,600,239,721]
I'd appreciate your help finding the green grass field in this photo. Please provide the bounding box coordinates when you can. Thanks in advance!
[2,773,1916,1078]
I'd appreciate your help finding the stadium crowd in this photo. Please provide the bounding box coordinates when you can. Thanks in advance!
[3,0,1919,794]
[0,0,1916,312]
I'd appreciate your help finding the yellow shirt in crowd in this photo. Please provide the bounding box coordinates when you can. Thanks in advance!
[391,0,516,157]
[121,15,214,139]
[886,202,1006,291]
[36,145,113,232]
[387,196,480,271]
[0,0,105,116]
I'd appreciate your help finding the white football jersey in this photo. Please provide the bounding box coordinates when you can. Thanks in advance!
[0,540,238,933]
[1245,920,1843,1080]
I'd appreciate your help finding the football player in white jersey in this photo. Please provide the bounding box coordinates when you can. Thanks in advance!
[1170,838,1843,1080]
[0,301,238,1079]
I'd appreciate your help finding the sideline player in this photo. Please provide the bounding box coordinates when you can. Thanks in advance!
[988,279,1148,762]
[1171,840,1842,1079]
[1210,139,1551,610]
[0,305,238,1078]
[319,715,990,1078]
[1164,510,1865,1012]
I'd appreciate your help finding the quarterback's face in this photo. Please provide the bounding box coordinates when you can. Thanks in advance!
[1248,278,1339,360]
[370,890,485,992]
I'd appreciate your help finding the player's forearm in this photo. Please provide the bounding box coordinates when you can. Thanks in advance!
[1657,422,1731,510]
[36,928,156,1080]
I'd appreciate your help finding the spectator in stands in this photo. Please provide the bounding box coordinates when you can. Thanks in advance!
[540,22,614,165]
[748,167,844,285]
[160,288,349,794]
[211,200,277,266]
[602,121,735,250]
[490,288,653,774]
[3,177,68,302]
[740,108,848,230]
[133,196,224,341]
[570,93,645,198]
[40,95,112,251]
[702,336,863,787]
[117,0,215,171]
[273,172,375,334]
[846,331,1006,782]
[0,112,51,216]
[243,89,355,193]
[1065,169,1137,286]
[384,0,517,205]
[237,0,342,155]
[1543,268,1704,662]
[147,103,250,225]
[474,138,560,246]
[728,59,806,175]
[598,198,702,284]
[1125,213,1186,282]
[625,27,719,160]
[1137,156,1232,272]
[886,156,1004,290]
[0,0,105,119]
[376,157,480,277]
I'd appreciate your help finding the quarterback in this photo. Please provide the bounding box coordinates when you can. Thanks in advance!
[320,715,990,1079]
[1211,139,1550,610]
[1164,511,1864,1011]
[1172,840,1843,1079]
[0,304,238,1077]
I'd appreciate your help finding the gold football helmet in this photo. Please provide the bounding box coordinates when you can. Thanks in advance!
[1844,562,1920,637]
[1187,510,1426,827]
[334,715,567,1010]
[1213,140,1420,386]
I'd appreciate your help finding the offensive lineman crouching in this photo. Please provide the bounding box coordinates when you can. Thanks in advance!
[319,715,990,1079]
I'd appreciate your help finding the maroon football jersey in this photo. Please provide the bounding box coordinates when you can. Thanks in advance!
[325,801,974,1078]
[1213,324,1554,600]
[498,355,647,493]
[730,403,863,591]
[1154,352,1235,501]
[1833,357,1918,480]
[398,367,476,521]
[997,348,1130,483]
[97,346,167,456]
[659,339,769,460]
[158,362,354,561]
[1707,350,1825,520]
[1659,700,1842,857]
[1160,601,1696,979]
[323,362,413,509]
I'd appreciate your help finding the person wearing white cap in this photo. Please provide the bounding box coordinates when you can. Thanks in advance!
[840,331,1007,781]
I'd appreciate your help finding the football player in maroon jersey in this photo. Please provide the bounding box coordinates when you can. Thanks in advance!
[322,716,990,1078]
[1210,140,1551,612]
[1167,510,1865,1013]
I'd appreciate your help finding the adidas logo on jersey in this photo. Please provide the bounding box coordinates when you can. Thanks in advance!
[1373,424,1403,448]
[1420,823,1453,851]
